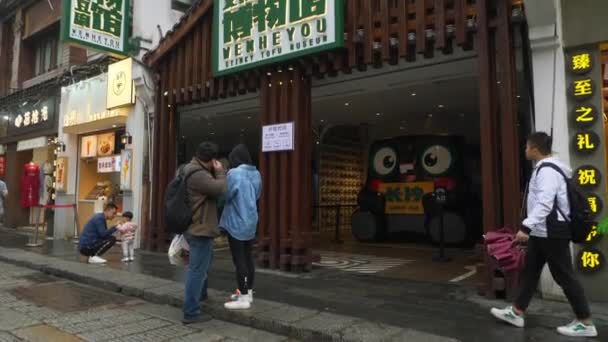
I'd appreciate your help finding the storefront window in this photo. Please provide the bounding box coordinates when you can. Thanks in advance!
[76,129,127,231]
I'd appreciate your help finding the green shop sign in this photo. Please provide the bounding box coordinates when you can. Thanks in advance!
[213,0,344,76]
[61,0,130,56]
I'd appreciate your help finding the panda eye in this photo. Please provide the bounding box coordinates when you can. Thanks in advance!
[372,147,397,176]
[422,145,452,175]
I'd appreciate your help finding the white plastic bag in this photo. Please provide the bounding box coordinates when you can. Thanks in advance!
[168,234,189,265]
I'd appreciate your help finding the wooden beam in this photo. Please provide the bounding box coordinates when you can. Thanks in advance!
[496,0,520,229]
[476,0,501,232]
[435,0,447,51]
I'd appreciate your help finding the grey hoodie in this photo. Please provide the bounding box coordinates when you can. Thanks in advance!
[522,157,572,238]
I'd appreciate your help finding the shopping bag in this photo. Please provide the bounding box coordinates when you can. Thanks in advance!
[168,235,189,266]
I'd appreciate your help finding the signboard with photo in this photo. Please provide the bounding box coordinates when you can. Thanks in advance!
[55,157,68,193]
[97,132,116,156]
[214,0,344,76]
[81,135,98,158]
[61,0,131,56]
[120,149,133,191]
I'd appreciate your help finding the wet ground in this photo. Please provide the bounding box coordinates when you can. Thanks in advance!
[0,259,290,342]
[1,228,607,342]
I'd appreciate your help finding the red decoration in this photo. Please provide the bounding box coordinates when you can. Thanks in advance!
[20,162,40,208]
[0,156,5,177]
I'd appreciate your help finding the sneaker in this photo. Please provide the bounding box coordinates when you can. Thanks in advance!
[121,257,130,262]
[230,289,253,303]
[129,256,135,262]
[182,313,212,325]
[88,256,107,264]
[224,294,251,310]
[557,320,598,337]
[490,306,525,328]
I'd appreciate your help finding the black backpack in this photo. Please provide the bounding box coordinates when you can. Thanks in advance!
[536,163,593,243]
[164,167,203,234]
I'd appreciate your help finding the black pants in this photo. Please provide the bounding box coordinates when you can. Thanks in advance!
[515,237,591,319]
[80,236,116,257]
[228,235,255,294]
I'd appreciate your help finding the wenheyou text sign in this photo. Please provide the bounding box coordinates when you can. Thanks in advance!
[61,0,130,56]
[214,0,344,76]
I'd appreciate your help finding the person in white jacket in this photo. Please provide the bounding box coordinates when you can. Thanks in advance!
[491,132,597,338]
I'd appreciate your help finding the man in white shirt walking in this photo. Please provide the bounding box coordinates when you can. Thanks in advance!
[491,132,597,338]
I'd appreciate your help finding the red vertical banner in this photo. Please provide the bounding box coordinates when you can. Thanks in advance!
[0,156,6,177]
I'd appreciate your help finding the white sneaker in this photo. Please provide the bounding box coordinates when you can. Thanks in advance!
[121,257,130,262]
[224,293,251,310]
[230,290,253,303]
[491,306,525,328]
[88,256,107,264]
[129,256,135,262]
[557,320,598,337]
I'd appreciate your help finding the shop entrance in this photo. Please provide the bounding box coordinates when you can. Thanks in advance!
[174,55,531,285]
[309,55,530,284]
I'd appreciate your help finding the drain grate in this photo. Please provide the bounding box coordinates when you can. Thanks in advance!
[10,282,129,313]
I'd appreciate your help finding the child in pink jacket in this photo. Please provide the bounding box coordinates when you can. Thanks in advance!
[118,211,137,262]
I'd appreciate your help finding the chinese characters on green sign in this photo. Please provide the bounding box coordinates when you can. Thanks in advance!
[214,0,343,76]
[61,0,130,55]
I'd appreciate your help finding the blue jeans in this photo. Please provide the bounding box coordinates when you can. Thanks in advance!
[183,234,214,319]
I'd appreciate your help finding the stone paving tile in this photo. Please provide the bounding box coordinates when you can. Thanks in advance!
[192,320,289,342]
[8,301,61,321]
[338,320,403,342]
[57,312,150,335]
[0,293,18,306]
[127,303,183,323]
[292,311,359,336]
[77,318,172,342]
[109,324,195,342]
[45,309,132,327]
[172,332,226,342]
[0,309,39,331]
[0,332,22,342]
[13,324,84,342]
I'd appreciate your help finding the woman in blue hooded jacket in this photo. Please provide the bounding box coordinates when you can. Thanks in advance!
[220,144,262,310]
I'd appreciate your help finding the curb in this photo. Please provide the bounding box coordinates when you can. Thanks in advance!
[0,247,457,342]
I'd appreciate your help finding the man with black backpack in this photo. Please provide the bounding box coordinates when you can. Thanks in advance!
[178,142,226,324]
[491,132,597,337]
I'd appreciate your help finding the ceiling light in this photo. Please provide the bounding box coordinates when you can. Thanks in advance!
[344,102,350,106]
[163,91,168,96]
[320,119,325,123]
[247,116,252,119]
[411,92,416,96]
[375,112,381,116]
[399,126,405,130]
[112,125,117,128]
[427,113,433,118]
[517,95,521,98]
[3,116,8,121]
[210,132,215,135]
[438,104,444,108]
[267,72,272,76]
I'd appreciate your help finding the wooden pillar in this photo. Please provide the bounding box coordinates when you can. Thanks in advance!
[258,68,313,272]
[476,0,501,232]
[496,0,521,229]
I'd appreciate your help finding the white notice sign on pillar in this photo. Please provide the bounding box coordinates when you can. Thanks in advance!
[262,122,294,152]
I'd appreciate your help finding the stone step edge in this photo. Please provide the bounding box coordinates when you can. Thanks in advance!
[0,247,421,342]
